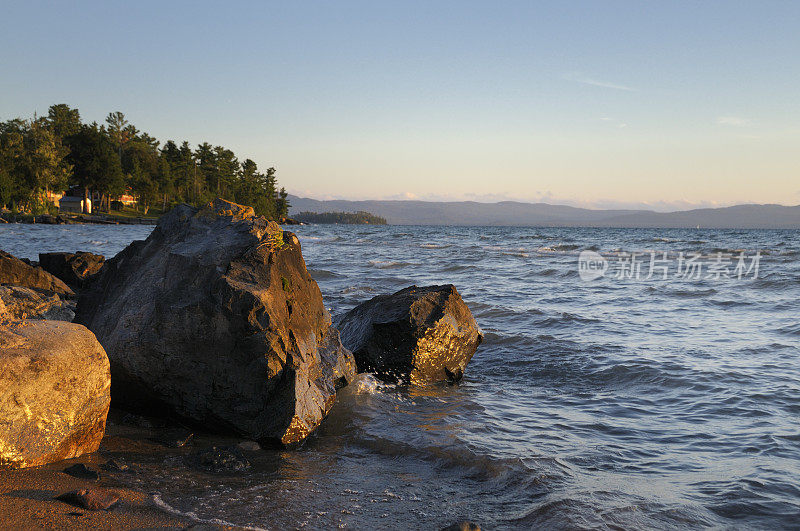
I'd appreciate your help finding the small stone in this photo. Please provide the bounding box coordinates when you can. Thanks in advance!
[154,428,194,448]
[237,440,261,451]
[101,459,129,472]
[63,463,100,481]
[56,488,119,511]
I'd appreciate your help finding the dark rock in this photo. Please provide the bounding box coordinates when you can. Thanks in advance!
[0,250,74,296]
[63,463,100,480]
[39,252,105,289]
[237,440,261,451]
[101,458,130,472]
[0,320,111,469]
[75,199,356,446]
[187,446,251,473]
[118,412,167,428]
[337,285,482,384]
[56,488,119,511]
[0,285,76,321]
[154,428,194,448]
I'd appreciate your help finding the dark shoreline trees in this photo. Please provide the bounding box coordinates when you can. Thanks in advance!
[294,211,387,224]
[0,104,289,220]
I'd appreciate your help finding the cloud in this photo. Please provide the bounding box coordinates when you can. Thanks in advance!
[564,72,635,91]
[716,116,750,127]
[600,116,629,128]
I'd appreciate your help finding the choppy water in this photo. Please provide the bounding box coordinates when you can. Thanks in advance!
[2,223,800,529]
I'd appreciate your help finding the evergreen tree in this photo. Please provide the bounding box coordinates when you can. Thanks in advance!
[2,105,289,220]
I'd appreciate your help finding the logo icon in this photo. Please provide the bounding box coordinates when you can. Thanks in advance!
[578,250,608,281]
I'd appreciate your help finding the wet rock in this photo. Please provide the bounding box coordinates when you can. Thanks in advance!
[154,428,194,448]
[56,488,120,511]
[0,285,76,321]
[237,440,261,451]
[0,249,74,296]
[101,458,130,472]
[338,285,483,384]
[187,446,251,473]
[76,199,356,446]
[0,320,111,469]
[39,252,105,289]
[63,463,101,480]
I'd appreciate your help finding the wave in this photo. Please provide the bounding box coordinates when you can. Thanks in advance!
[664,288,717,298]
[368,260,413,269]
[152,494,266,531]
[502,251,529,258]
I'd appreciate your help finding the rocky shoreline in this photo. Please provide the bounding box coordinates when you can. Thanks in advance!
[0,212,159,226]
[0,199,482,528]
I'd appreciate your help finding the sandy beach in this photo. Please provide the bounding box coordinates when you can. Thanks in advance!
[0,411,210,530]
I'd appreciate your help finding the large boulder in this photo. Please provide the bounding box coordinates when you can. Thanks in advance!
[0,250,74,296]
[0,320,111,469]
[0,285,76,321]
[75,199,356,446]
[338,285,482,384]
[39,252,105,289]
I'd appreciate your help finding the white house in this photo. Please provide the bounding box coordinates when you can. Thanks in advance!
[58,196,91,214]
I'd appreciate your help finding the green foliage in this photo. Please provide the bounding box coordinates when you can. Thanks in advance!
[0,115,71,211]
[0,105,289,220]
[294,211,387,224]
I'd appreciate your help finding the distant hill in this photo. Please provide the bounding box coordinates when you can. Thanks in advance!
[287,195,800,229]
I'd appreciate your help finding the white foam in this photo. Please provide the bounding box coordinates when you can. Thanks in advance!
[151,493,269,531]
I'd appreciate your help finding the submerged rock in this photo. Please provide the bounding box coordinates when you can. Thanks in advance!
[39,251,105,289]
[187,445,251,473]
[0,285,76,321]
[0,320,111,469]
[0,249,74,296]
[338,285,482,384]
[76,199,356,446]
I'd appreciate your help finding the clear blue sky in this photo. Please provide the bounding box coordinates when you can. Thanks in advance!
[2,1,798,210]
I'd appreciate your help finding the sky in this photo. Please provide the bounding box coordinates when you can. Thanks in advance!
[1,1,798,211]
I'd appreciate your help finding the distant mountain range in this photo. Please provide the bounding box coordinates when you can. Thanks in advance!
[288,195,800,229]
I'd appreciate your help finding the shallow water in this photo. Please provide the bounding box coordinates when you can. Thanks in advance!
[2,223,799,529]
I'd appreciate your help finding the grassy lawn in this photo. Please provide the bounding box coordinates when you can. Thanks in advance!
[103,205,164,219]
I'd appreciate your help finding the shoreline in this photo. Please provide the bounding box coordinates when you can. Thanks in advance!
[0,213,158,226]
[0,409,245,530]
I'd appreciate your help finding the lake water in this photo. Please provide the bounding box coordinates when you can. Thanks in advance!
[2,223,799,529]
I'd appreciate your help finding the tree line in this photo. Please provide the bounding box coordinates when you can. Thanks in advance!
[0,104,289,219]
[294,211,387,224]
